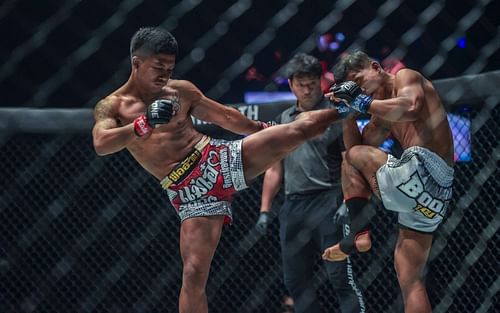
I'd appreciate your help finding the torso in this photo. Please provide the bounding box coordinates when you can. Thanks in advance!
[111,80,204,180]
[389,74,454,166]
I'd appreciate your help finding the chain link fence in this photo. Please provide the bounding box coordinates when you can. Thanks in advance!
[1,0,499,312]
[1,81,498,312]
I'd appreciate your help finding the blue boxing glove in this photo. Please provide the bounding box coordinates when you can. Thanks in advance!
[330,81,373,113]
[332,101,355,118]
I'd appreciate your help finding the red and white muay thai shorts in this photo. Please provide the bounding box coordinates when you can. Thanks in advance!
[160,136,248,224]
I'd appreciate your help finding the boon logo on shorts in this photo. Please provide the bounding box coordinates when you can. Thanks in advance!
[397,171,444,219]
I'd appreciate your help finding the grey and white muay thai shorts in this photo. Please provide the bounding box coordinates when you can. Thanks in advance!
[376,146,454,233]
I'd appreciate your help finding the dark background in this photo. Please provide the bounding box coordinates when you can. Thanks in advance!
[1,0,499,108]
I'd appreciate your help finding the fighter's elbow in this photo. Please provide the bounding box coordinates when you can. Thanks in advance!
[94,148,108,156]
[93,136,112,156]
[93,141,108,156]
[404,97,423,120]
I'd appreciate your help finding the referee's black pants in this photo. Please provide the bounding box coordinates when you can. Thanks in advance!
[279,189,365,313]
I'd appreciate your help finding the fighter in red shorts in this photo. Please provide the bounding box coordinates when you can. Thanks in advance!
[162,135,246,225]
[92,27,345,313]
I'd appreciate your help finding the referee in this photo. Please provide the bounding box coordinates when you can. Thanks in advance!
[256,53,365,313]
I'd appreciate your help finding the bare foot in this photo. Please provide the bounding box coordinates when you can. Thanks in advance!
[322,243,348,261]
[322,232,372,262]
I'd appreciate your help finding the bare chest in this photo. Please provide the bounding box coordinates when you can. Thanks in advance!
[117,103,147,125]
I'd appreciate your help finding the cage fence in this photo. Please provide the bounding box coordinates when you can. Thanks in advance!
[1,73,498,312]
[1,0,499,313]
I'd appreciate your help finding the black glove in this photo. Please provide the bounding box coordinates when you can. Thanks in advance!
[147,98,177,126]
[255,211,271,234]
[134,98,178,136]
[330,81,373,113]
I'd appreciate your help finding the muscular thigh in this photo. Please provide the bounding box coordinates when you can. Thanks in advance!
[242,109,340,180]
[180,216,225,267]
[394,229,433,281]
[242,124,305,180]
[346,145,387,195]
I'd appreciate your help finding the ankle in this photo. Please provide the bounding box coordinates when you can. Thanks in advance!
[355,231,372,252]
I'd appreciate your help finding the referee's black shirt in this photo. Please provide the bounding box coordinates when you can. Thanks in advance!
[276,99,345,196]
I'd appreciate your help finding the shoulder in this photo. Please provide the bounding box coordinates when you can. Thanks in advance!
[97,94,122,106]
[167,79,194,89]
[394,68,424,85]
[167,79,201,94]
[166,79,203,101]
[94,95,121,120]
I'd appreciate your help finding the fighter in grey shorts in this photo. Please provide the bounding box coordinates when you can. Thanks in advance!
[377,146,454,233]
[322,50,455,312]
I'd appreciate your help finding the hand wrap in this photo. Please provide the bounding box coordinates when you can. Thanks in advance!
[258,120,277,130]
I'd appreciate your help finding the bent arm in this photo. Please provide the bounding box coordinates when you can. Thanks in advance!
[187,82,262,134]
[342,116,362,150]
[260,162,283,213]
[362,116,392,147]
[367,69,425,122]
[92,99,138,156]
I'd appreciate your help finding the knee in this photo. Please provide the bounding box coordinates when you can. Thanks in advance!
[345,146,364,165]
[182,261,209,290]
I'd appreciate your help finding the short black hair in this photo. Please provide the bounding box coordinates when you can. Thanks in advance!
[130,26,178,57]
[332,50,372,83]
[284,53,322,80]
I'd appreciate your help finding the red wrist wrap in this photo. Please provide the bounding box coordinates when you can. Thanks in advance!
[259,121,270,130]
[134,115,153,137]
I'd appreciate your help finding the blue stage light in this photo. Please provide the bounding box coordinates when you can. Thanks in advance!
[335,32,345,42]
[457,37,466,48]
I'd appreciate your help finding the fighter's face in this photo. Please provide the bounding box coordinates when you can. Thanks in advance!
[347,62,384,99]
[135,53,176,95]
[289,75,323,110]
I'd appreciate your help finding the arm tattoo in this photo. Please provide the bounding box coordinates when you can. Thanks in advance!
[94,99,113,121]
[94,99,118,129]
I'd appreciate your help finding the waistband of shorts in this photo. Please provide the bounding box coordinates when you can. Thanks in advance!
[160,135,211,189]
[402,146,454,186]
